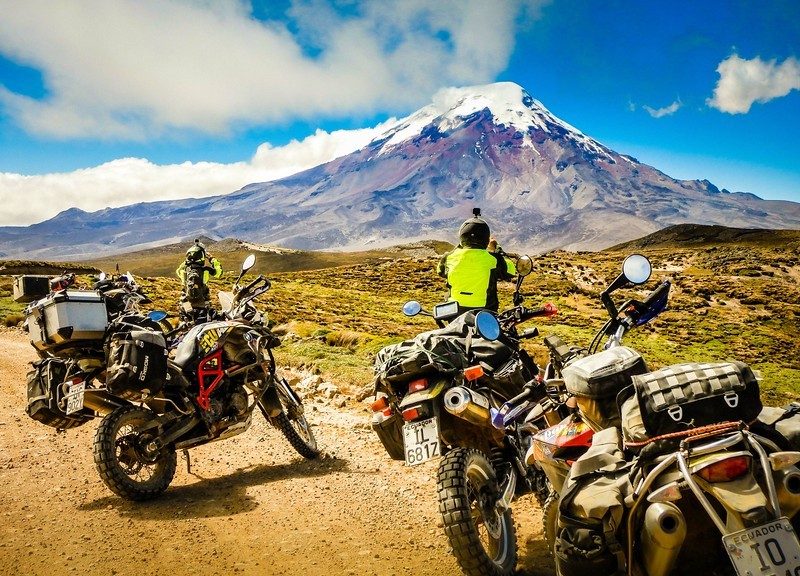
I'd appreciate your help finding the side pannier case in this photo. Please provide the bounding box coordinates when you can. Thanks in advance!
[13,275,50,303]
[106,330,168,398]
[25,290,108,352]
[562,346,648,430]
[26,358,91,429]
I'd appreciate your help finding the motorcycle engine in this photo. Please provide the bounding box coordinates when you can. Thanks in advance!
[227,391,248,417]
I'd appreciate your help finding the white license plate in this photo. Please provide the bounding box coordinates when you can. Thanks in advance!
[403,417,440,466]
[723,517,800,576]
[65,382,85,415]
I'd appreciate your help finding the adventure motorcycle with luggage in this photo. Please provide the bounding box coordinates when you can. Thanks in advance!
[371,256,560,576]
[499,255,800,576]
[20,255,318,500]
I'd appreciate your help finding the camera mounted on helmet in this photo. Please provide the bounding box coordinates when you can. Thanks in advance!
[459,206,491,249]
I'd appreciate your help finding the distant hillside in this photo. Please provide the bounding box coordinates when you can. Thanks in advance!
[609,224,800,251]
[85,238,454,278]
[0,260,99,276]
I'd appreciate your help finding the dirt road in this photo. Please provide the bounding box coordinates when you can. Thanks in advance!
[0,330,552,576]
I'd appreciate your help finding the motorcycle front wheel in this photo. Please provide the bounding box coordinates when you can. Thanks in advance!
[264,377,319,459]
[438,448,517,576]
[93,406,177,501]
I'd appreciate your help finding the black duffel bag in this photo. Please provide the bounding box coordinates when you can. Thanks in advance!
[622,361,761,439]
[26,358,91,429]
[106,329,168,397]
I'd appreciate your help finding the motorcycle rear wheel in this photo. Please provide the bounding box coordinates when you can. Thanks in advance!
[438,447,517,576]
[93,406,177,501]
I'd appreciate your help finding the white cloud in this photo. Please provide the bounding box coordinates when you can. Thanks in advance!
[0,0,541,139]
[707,54,800,114]
[0,122,393,226]
[643,99,682,118]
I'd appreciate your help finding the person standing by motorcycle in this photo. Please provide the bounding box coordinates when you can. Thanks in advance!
[176,239,223,310]
[437,208,515,312]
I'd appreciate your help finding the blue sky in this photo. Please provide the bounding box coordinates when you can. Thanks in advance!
[0,0,798,226]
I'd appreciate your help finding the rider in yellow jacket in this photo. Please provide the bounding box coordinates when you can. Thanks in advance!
[437,210,514,312]
[176,240,222,305]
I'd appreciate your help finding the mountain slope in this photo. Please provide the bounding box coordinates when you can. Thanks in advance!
[1,82,798,259]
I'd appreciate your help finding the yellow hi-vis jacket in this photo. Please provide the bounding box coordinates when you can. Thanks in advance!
[437,248,510,311]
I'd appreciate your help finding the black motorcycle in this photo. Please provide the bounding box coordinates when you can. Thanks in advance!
[370,256,560,576]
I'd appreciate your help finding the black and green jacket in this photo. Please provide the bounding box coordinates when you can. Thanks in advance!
[437,247,512,311]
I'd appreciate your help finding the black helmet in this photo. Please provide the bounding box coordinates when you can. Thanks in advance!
[459,208,490,248]
[186,244,205,263]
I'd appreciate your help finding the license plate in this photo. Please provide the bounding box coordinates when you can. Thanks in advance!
[403,417,440,466]
[723,517,800,576]
[65,382,85,415]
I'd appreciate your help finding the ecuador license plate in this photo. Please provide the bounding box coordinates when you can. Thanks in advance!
[723,517,800,576]
[65,382,85,415]
[403,417,440,466]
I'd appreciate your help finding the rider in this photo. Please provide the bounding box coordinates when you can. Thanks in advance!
[437,208,515,312]
[176,239,223,307]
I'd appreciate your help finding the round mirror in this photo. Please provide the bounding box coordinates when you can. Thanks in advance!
[475,311,501,341]
[242,254,256,272]
[516,255,533,277]
[98,272,107,281]
[147,310,168,322]
[402,300,422,317]
[622,254,652,285]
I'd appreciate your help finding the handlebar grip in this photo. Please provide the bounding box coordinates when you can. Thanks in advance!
[506,381,539,406]
[519,327,539,339]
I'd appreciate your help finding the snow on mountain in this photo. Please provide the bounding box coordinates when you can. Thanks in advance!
[1,81,799,260]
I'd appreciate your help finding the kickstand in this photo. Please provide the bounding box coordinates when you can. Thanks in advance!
[182,449,192,475]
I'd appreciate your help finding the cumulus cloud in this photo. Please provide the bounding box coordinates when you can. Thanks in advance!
[643,99,682,118]
[0,122,394,226]
[0,0,542,139]
[707,54,800,114]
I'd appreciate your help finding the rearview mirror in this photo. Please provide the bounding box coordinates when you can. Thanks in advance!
[98,272,107,281]
[147,310,168,322]
[622,254,652,285]
[475,311,501,341]
[402,301,422,317]
[516,255,533,277]
[242,254,256,272]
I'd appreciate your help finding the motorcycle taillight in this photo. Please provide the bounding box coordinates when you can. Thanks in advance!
[408,378,429,393]
[697,455,751,483]
[371,396,389,412]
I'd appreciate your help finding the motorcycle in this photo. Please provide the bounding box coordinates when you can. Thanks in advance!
[503,255,800,576]
[370,256,560,576]
[23,255,319,501]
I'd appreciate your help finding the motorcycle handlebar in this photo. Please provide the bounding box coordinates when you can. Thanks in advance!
[237,275,268,299]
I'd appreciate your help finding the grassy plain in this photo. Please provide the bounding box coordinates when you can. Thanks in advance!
[1,226,798,403]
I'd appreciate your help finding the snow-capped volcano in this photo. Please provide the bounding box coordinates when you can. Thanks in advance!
[1,81,799,260]
[376,82,611,159]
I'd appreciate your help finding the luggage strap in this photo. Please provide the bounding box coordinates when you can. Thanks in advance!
[624,420,744,449]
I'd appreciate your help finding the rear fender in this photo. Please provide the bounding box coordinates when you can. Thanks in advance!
[697,473,769,532]
[398,380,448,410]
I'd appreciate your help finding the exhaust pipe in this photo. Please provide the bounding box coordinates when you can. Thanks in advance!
[444,387,492,427]
[640,502,687,576]
[775,467,800,519]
